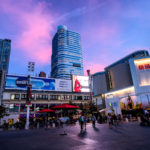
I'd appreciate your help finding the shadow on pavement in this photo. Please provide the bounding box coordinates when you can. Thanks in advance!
[93,127,99,132]
[78,130,87,138]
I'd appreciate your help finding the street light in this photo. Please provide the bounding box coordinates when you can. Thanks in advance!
[87,69,93,103]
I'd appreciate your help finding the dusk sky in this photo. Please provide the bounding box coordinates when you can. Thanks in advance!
[0,0,150,76]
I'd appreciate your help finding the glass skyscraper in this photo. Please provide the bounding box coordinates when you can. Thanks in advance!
[0,39,11,72]
[0,39,11,104]
[51,25,83,79]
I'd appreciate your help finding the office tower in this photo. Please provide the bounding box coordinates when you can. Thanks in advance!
[0,39,11,72]
[0,39,11,105]
[51,25,83,79]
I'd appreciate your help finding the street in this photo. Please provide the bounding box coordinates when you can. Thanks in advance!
[0,122,150,150]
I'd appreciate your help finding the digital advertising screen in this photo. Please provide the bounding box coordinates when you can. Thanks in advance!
[72,75,90,92]
[6,75,72,92]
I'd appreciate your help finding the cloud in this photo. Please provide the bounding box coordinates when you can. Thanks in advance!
[0,0,54,65]
[84,62,105,75]
[55,2,105,22]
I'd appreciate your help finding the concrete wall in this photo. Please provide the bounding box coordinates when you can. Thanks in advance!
[106,63,133,91]
[92,72,107,96]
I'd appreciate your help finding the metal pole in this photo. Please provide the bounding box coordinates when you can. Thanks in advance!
[25,75,31,130]
[25,105,30,130]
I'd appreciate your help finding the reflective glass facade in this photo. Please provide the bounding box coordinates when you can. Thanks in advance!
[0,39,11,72]
[51,25,83,79]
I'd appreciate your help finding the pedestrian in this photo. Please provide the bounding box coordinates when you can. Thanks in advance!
[108,113,112,129]
[79,113,84,132]
[91,114,96,128]
[113,114,118,126]
[84,114,87,130]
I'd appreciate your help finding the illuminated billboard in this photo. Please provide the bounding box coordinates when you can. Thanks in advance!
[129,57,150,94]
[133,58,150,86]
[72,75,90,92]
[6,75,72,92]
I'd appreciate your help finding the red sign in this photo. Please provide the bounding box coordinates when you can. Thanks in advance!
[138,64,150,70]
[74,79,81,92]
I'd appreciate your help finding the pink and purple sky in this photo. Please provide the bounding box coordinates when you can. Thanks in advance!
[0,0,150,76]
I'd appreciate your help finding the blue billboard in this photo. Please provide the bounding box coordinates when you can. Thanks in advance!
[6,75,55,91]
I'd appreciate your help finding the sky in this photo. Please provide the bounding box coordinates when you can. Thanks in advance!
[0,0,150,76]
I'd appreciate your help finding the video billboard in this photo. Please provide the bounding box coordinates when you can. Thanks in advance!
[6,75,71,92]
[72,75,90,92]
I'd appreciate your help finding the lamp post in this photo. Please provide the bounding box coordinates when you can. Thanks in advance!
[87,70,93,103]
[25,75,32,130]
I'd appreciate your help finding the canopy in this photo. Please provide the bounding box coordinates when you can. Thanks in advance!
[51,104,79,109]
[38,109,55,113]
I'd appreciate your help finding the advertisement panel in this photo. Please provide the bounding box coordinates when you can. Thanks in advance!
[73,75,90,92]
[134,58,150,86]
[6,75,71,92]
[129,57,150,94]
[55,79,72,92]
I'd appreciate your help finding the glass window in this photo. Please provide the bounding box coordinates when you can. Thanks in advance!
[31,94,35,100]
[21,94,27,99]
[15,94,20,100]
[11,94,15,100]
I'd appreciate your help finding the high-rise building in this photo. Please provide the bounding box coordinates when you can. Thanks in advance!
[0,39,11,72]
[51,25,83,80]
[0,39,11,105]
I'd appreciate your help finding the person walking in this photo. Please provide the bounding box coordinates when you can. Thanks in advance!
[79,113,84,132]
[91,114,96,128]
[84,114,87,130]
[108,113,112,129]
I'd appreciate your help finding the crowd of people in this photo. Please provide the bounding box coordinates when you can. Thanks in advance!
[78,113,122,131]
[1,110,150,131]
[0,116,78,130]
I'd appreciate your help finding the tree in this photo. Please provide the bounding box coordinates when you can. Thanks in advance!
[0,105,8,119]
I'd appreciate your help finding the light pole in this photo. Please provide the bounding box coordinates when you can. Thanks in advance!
[25,75,32,130]
[87,70,93,103]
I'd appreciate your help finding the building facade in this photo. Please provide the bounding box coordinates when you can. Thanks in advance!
[92,50,150,114]
[0,39,11,105]
[51,25,83,80]
[1,74,90,123]
[105,50,148,91]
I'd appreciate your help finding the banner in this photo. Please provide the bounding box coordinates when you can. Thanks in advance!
[6,75,71,92]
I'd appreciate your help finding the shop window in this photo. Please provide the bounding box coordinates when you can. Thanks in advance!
[9,104,19,112]
[77,96,82,100]
[50,95,58,100]
[15,94,20,100]
[21,94,27,99]
[31,94,35,100]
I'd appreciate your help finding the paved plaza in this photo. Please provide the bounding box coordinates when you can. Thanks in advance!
[0,122,150,150]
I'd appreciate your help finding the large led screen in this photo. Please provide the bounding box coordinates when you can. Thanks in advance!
[6,75,72,92]
[72,75,90,92]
